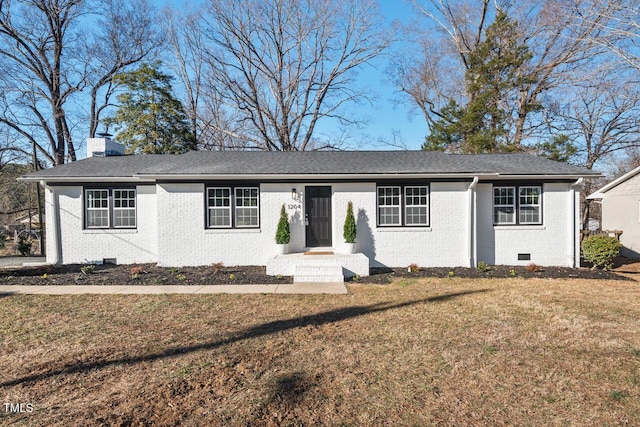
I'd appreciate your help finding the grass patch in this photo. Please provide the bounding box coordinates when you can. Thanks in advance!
[0,277,639,425]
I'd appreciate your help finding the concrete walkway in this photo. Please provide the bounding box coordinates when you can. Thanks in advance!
[0,282,348,295]
[0,256,46,268]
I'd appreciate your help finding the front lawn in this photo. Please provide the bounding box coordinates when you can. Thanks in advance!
[1,277,639,425]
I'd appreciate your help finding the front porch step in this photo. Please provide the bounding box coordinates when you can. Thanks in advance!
[266,252,369,279]
[294,264,344,283]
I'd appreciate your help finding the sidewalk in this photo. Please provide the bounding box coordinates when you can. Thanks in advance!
[0,256,46,268]
[0,282,348,295]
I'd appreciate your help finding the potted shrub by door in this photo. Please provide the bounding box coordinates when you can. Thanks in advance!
[275,204,290,255]
[343,201,357,254]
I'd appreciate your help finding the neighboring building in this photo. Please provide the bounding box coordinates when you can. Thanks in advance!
[588,166,640,258]
[20,137,599,274]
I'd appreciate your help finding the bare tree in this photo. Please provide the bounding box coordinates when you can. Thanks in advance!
[0,0,88,165]
[0,0,160,166]
[552,69,640,226]
[88,0,162,138]
[396,0,614,147]
[165,7,241,150]
[199,0,391,151]
[583,0,640,73]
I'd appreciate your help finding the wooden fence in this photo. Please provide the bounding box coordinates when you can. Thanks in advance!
[580,229,622,241]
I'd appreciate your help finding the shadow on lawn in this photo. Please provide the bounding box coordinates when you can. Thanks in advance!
[0,289,489,388]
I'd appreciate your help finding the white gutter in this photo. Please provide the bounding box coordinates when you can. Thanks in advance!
[39,180,60,265]
[135,172,502,181]
[468,176,479,267]
[19,176,156,183]
[19,172,600,183]
[570,178,584,268]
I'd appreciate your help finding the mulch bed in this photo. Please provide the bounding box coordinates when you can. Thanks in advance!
[0,260,632,286]
[0,263,293,286]
[350,264,628,284]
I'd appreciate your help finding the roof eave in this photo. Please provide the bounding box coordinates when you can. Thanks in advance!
[136,172,500,180]
[492,173,603,180]
[18,176,156,183]
[588,165,640,197]
[21,172,601,183]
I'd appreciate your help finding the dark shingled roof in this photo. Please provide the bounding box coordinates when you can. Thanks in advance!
[24,150,600,179]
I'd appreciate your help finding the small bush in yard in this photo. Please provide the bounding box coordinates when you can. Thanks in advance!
[17,235,32,256]
[526,263,541,273]
[407,263,419,273]
[582,235,622,270]
[212,262,224,274]
[130,265,145,279]
[0,233,6,249]
[477,261,489,272]
[275,204,290,244]
[81,265,95,275]
[343,201,357,243]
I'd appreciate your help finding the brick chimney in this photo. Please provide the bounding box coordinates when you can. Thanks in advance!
[86,133,125,158]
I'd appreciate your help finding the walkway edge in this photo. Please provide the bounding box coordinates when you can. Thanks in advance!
[0,283,348,295]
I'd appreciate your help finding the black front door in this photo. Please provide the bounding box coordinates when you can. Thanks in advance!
[305,186,332,247]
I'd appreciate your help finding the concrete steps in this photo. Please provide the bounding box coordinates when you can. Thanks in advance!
[294,264,344,283]
[266,252,369,282]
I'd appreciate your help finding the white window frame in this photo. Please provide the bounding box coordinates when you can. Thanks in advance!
[85,189,110,229]
[518,186,542,225]
[113,189,137,228]
[377,186,402,226]
[85,188,137,229]
[207,187,232,228]
[404,186,429,226]
[234,187,260,228]
[206,186,260,229]
[493,186,516,225]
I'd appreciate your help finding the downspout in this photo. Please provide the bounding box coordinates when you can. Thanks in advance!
[570,178,584,268]
[468,176,479,267]
[39,180,61,265]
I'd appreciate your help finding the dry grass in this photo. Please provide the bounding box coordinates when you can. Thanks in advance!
[1,277,639,426]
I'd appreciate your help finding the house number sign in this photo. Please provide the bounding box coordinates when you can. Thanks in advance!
[287,203,301,210]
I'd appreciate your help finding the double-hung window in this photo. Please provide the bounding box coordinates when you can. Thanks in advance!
[207,188,232,227]
[85,188,136,229]
[404,186,429,226]
[206,186,259,228]
[113,189,136,227]
[493,187,516,224]
[378,186,401,226]
[493,185,542,225]
[377,185,429,227]
[235,188,259,227]
[518,186,542,224]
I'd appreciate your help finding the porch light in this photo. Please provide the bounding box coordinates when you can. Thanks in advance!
[291,188,297,200]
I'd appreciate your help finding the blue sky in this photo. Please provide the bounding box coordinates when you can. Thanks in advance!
[155,0,427,150]
[347,1,427,150]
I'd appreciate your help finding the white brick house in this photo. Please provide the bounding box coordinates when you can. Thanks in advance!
[21,138,599,272]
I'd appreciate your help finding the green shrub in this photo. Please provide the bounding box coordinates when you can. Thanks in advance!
[80,265,96,275]
[582,235,621,270]
[17,235,32,256]
[0,233,6,249]
[343,201,356,243]
[275,204,290,244]
[477,261,489,272]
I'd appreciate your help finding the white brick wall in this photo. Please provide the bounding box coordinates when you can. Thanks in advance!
[51,185,157,264]
[155,181,471,267]
[363,182,470,267]
[46,180,578,267]
[476,182,576,267]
